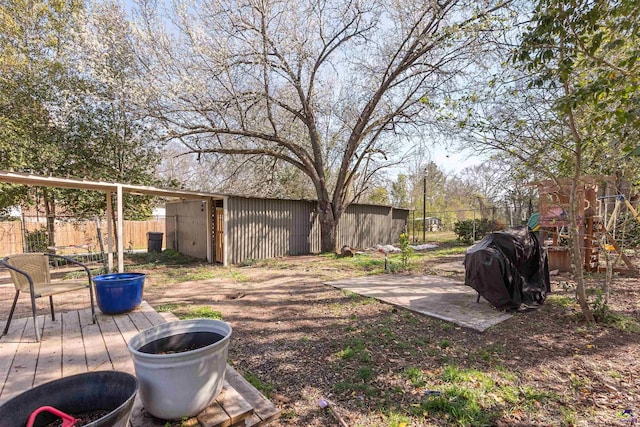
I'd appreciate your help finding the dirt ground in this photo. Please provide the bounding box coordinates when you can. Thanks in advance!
[134,254,640,427]
[1,252,639,426]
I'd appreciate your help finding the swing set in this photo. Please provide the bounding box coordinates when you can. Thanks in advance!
[597,194,640,273]
[531,176,639,274]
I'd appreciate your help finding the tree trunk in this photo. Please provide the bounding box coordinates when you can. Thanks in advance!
[43,191,56,248]
[110,197,119,249]
[563,74,594,323]
[568,183,594,323]
[318,199,338,253]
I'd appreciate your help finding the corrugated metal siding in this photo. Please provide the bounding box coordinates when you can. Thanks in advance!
[226,197,321,265]
[391,208,410,241]
[166,200,208,260]
[337,204,393,249]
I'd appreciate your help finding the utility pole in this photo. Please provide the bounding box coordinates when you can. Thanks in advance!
[423,173,427,242]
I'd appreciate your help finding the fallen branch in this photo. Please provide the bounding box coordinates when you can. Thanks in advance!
[319,398,348,427]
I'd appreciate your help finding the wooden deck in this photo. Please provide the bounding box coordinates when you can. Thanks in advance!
[0,302,280,426]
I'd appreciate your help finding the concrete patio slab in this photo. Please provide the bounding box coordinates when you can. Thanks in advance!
[433,260,466,274]
[325,275,512,332]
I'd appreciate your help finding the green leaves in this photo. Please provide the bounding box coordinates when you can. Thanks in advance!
[515,0,640,164]
[0,1,160,221]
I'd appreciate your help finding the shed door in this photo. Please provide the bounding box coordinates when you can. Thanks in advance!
[213,206,224,263]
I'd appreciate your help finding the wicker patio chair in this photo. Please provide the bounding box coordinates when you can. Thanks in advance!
[1,253,96,341]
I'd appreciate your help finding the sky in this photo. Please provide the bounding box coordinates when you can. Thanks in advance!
[431,145,485,174]
[387,141,486,181]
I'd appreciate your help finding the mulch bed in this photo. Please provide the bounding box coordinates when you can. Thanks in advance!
[139,255,640,426]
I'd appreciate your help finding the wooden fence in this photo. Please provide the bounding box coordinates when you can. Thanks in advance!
[0,218,165,257]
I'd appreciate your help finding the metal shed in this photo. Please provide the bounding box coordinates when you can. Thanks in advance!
[168,195,409,265]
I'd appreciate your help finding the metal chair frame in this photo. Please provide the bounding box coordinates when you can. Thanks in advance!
[1,253,96,341]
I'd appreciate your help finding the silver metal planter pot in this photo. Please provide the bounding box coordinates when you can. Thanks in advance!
[127,319,232,420]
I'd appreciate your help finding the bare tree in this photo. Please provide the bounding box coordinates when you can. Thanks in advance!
[459,158,538,220]
[132,0,512,252]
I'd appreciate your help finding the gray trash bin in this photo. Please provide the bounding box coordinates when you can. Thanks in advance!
[147,232,163,253]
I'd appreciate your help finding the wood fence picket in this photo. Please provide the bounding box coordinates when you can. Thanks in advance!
[0,219,165,257]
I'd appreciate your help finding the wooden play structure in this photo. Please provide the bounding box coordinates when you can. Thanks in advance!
[532,176,639,274]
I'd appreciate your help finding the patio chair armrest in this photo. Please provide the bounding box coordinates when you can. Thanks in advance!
[1,256,37,295]
[45,253,93,280]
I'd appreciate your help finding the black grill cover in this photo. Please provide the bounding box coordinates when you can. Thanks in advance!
[463,226,550,311]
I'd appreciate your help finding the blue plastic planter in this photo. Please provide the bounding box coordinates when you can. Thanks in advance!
[93,273,146,314]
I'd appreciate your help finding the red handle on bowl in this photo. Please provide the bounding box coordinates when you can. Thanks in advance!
[27,406,76,427]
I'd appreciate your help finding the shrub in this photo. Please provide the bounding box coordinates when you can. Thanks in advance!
[399,232,413,268]
[453,219,498,244]
[25,227,49,252]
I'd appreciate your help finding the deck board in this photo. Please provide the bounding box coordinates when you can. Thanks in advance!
[225,366,281,426]
[79,308,112,372]
[97,311,134,374]
[198,401,236,427]
[139,302,169,326]
[33,315,62,387]
[127,310,154,331]
[0,317,27,399]
[61,310,86,377]
[0,301,280,427]
[216,381,255,424]
[1,316,41,401]
[113,312,141,339]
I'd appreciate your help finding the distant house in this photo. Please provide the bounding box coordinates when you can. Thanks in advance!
[414,216,442,231]
[426,217,443,231]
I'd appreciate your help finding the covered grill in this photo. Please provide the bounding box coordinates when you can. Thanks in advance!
[464,226,551,311]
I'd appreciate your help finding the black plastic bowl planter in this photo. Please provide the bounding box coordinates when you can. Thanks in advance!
[0,371,138,427]
[93,273,145,314]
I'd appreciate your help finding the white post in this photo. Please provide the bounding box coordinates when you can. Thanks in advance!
[205,199,213,263]
[117,185,124,273]
[223,197,228,266]
[106,190,114,272]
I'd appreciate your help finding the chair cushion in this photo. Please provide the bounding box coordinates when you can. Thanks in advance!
[33,281,90,298]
